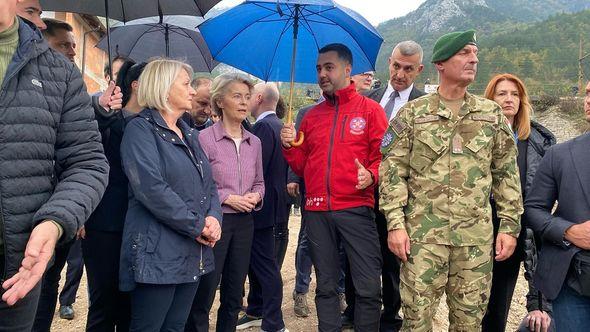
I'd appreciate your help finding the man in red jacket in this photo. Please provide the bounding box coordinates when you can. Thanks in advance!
[281,43,388,331]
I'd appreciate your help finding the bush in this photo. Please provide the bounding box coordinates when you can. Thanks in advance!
[531,94,559,113]
[558,97,584,115]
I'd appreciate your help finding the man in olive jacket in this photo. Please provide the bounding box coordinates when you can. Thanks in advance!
[0,3,109,330]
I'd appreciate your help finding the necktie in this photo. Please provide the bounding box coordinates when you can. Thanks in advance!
[384,90,400,120]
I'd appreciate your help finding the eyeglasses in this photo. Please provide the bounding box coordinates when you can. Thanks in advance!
[359,72,374,79]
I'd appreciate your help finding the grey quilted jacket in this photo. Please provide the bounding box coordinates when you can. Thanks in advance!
[0,18,109,280]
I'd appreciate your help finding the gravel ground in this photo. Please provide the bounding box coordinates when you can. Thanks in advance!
[52,215,528,331]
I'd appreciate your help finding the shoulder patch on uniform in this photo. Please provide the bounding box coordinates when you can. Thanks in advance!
[471,114,497,123]
[414,114,441,124]
[381,128,396,150]
[391,118,408,136]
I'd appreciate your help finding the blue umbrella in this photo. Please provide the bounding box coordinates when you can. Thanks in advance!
[199,0,383,144]
[96,16,218,72]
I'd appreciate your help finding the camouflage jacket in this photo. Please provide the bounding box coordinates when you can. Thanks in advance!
[379,92,523,246]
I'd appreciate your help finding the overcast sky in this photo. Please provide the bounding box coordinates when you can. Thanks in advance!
[215,0,427,25]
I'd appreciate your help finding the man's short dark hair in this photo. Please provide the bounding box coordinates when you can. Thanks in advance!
[319,43,353,66]
[103,56,129,78]
[41,18,73,39]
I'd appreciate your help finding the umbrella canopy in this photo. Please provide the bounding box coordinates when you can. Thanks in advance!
[96,16,218,73]
[198,0,383,83]
[39,0,221,22]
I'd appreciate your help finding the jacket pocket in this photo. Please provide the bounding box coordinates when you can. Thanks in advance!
[465,133,493,154]
[410,130,446,173]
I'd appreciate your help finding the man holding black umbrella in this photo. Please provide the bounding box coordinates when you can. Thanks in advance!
[281,43,388,331]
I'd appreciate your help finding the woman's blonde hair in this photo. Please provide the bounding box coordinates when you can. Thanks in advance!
[137,58,193,113]
[484,73,532,140]
[210,73,254,119]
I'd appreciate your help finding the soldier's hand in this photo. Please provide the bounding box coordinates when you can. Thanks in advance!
[354,159,373,190]
[495,233,517,261]
[280,123,296,148]
[564,220,590,249]
[388,229,411,262]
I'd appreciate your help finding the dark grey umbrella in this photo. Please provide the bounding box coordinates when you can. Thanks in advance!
[40,0,222,77]
[96,16,218,72]
[39,0,221,21]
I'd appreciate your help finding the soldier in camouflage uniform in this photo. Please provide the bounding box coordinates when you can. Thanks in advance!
[379,30,523,332]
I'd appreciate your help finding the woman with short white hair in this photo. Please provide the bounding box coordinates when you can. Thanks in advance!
[119,58,222,332]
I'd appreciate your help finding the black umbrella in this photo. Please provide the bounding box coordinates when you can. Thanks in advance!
[40,0,222,77]
[96,16,218,73]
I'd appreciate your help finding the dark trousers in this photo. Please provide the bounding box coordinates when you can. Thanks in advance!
[344,210,403,331]
[186,213,254,332]
[130,282,199,332]
[82,229,131,332]
[307,207,382,332]
[274,222,289,270]
[0,283,41,331]
[482,252,521,332]
[246,227,285,331]
[33,238,84,332]
[552,284,590,331]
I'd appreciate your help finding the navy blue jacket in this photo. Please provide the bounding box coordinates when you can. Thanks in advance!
[525,132,590,299]
[252,113,289,229]
[119,108,222,291]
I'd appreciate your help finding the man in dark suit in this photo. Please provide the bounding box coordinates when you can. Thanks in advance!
[342,40,426,331]
[237,82,288,332]
[524,80,590,331]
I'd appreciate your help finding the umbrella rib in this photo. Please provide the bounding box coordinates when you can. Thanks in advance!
[191,0,205,15]
[120,0,127,22]
[264,17,296,81]
[124,26,153,57]
[298,11,322,51]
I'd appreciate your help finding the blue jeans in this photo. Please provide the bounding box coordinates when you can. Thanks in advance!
[552,284,590,331]
[294,211,345,294]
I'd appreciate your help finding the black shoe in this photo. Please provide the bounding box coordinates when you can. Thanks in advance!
[341,313,354,330]
[59,305,75,320]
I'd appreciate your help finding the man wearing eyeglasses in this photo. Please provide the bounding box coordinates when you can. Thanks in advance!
[351,71,374,93]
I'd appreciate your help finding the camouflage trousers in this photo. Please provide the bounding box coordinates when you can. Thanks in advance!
[400,243,493,332]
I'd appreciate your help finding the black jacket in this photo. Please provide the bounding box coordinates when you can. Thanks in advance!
[525,132,590,299]
[85,108,129,232]
[252,113,289,229]
[0,18,108,279]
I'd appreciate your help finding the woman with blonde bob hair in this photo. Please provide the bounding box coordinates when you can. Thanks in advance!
[187,73,265,332]
[119,58,222,332]
[482,73,556,332]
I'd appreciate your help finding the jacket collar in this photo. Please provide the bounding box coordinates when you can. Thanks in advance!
[322,82,358,106]
[211,120,253,144]
[429,90,478,119]
[2,17,47,89]
[138,108,196,138]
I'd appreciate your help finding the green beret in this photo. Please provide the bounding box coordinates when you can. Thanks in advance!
[431,29,477,63]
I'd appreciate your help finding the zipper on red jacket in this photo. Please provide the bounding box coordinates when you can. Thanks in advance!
[325,101,339,211]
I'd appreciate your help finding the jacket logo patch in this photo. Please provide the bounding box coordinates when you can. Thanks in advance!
[349,117,366,135]
[415,115,440,124]
[471,114,497,123]
[31,78,43,88]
